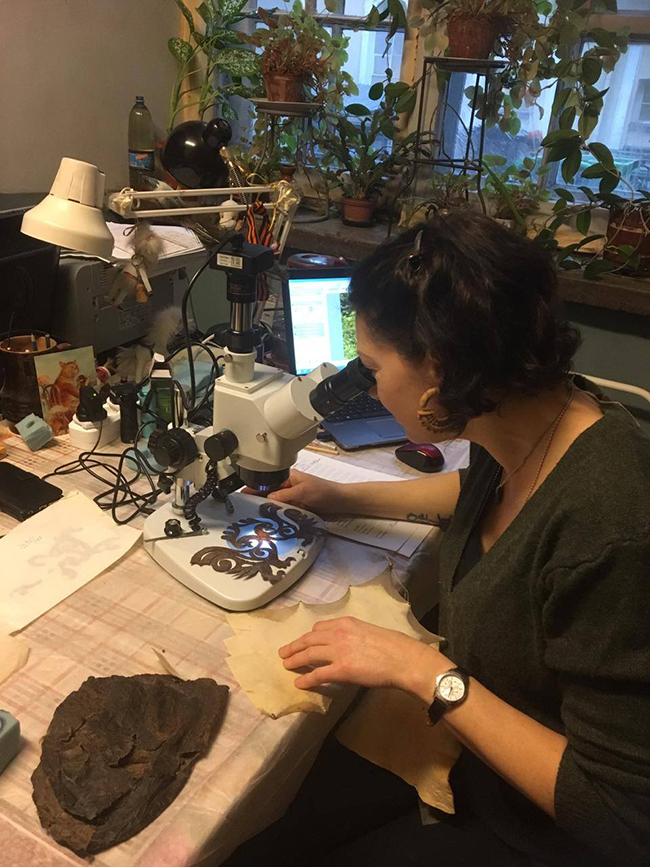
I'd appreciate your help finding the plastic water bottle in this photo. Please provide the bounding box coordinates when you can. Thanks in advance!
[128,96,154,189]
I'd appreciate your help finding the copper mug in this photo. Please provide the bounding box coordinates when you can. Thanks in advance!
[0,333,71,423]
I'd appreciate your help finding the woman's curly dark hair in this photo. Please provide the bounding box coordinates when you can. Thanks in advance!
[348,212,580,433]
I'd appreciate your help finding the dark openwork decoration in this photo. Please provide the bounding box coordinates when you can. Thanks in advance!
[190,502,325,585]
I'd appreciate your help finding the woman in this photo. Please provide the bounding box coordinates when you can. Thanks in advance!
[224,213,650,867]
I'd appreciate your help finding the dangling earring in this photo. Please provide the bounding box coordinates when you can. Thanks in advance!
[417,387,450,432]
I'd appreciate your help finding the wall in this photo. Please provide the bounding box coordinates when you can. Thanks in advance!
[1,0,179,194]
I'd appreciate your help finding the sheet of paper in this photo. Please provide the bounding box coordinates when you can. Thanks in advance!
[336,687,461,813]
[107,223,204,260]
[0,634,30,685]
[0,491,141,633]
[224,569,441,719]
[295,451,434,555]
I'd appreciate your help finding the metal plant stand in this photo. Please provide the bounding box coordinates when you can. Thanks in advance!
[411,56,507,213]
[250,99,329,223]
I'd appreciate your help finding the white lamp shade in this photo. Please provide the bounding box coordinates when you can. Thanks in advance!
[21,158,114,259]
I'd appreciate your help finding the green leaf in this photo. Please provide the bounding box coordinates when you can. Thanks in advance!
[175,0,196,34]
[325,0,339,10]
[583,259,618,280]
[559,259,584,270]
[559,23,580,47]
[576,209,592,235]
[368,82,384,101]
[581,164,606,179]
[523,157,535,171]
[384,81,409,100]
[168,37,194,65]
[561,148,582,184]
[575,233,605,249]
[556,188,575,202]
[484,154,507,167]
[395,88,416,114]
[366,5,381,26]
[582,57,602,86]
[215,47,260,78]
[618,244,636,260]
[552,87,571,117]
[548,140,581,163]
[588,27,616,49]
[541,129,581,146]
[559,106,577,130]
[196,2,214,24]
[599,173,620,195]
[346,103,372,116]
[578,107,600,140]
[588,142,616,170]
[218,0,248,19]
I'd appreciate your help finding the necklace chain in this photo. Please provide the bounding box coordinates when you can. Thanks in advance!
[495,386,575,506]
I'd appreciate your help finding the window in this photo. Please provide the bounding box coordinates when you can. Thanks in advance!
[560,40,650,198]
[441,11,650,197]
[445,74,555,169]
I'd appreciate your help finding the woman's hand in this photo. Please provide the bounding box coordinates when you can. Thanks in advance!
[279,616,442,698]
[248,469,346,515]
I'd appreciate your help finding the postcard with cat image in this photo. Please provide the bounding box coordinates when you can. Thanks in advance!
[34,346,97,435]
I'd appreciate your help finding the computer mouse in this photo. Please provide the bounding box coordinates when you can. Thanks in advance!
[395,442,444,473]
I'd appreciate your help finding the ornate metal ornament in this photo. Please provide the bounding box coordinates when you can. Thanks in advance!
[190,502,325,585]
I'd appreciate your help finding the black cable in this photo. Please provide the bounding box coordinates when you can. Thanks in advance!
[182,232,240,409]
[42,421,162,526]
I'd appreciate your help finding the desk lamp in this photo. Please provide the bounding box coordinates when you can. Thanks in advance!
[21,158,114,259]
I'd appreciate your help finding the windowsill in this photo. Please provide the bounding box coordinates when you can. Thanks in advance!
[286,216,650,317]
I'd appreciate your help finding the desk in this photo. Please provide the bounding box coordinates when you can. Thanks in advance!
[0,434,468,867]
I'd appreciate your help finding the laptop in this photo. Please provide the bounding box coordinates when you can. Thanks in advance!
[283,269,407,450]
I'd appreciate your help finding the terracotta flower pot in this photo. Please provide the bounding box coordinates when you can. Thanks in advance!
[604,207,650,273]
[279,164,297,181]
[341,197,376,228]
[446,14,503,59]
[264,74,304,103]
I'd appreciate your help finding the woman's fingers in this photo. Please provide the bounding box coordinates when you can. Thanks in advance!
[282,646,333,670]
[278,628,333,658]
[268,484,305,504]
[294,664,339,690]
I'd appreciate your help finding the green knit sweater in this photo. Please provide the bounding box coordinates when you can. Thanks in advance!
[438,400,650,867]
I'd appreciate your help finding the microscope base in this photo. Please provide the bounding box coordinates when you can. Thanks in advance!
[143,493,327,611]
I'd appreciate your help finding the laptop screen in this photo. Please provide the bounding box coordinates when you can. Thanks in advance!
[286,273,355,375]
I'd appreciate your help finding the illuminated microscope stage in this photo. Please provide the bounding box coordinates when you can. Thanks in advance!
[143,493,326,611]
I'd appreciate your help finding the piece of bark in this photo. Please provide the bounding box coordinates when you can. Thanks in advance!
[32,674,228,857]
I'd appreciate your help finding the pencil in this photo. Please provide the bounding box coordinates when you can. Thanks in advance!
[304,442,340,456]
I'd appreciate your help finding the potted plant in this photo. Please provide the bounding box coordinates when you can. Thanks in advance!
[604,194,650,274]
[397,1,626,138]
[318,76,416,226]
[167,0,261,131]
[483,156,549,228]
[532,137,650,279]
[248,2,357,105]
[399,170,477,226]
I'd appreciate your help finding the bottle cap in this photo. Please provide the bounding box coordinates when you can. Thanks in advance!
[135,95,144,102]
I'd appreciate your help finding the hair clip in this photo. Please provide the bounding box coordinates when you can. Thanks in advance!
[408,229,424,272]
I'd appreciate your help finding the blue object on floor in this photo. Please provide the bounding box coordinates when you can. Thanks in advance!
[15,414,53,451]
[0,710,20,775]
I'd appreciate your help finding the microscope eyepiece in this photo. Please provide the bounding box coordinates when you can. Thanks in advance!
[309,357,376,418]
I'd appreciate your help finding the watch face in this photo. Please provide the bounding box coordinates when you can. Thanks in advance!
[438,673,465,702]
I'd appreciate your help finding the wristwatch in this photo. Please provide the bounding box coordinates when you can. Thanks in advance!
[427,666,470,726]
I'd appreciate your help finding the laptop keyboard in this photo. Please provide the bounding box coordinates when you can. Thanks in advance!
[326,392,390,423]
